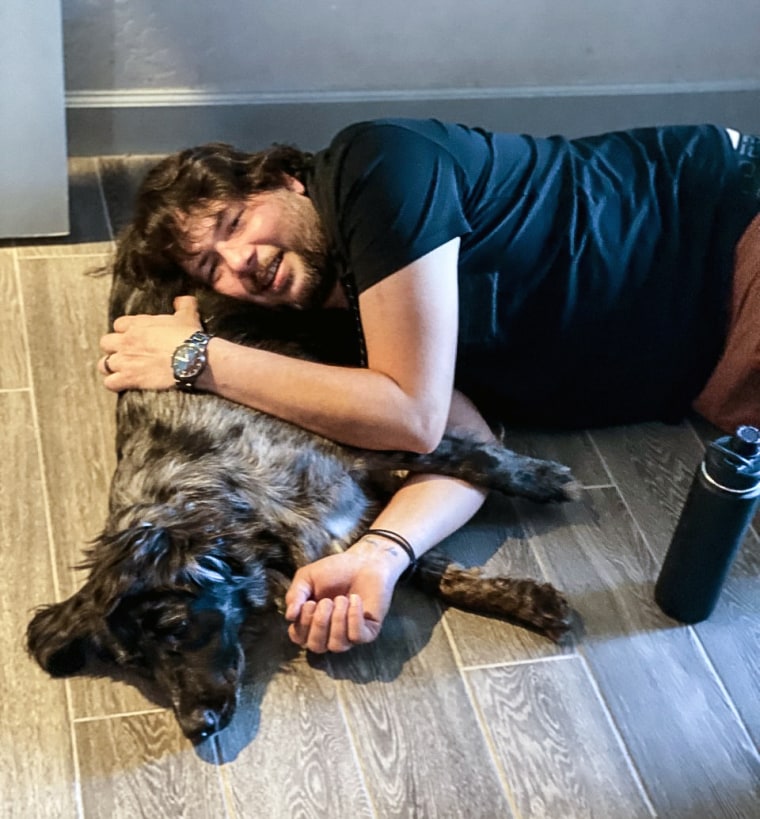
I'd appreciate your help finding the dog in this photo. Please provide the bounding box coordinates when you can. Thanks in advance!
[27,273,579,744]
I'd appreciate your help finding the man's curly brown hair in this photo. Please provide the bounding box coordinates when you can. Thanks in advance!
[111,142,314,293]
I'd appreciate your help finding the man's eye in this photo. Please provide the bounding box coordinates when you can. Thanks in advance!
[228,211,243,234]
[206,261,219,285]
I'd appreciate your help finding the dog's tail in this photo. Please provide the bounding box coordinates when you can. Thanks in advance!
[412,550,573,643]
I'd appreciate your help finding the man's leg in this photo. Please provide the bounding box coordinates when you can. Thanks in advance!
[693,211,760,431]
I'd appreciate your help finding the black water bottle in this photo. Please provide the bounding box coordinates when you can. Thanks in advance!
[654,425,760,623]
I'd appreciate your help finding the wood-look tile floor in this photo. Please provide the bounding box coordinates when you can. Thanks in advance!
[1,157,758,819]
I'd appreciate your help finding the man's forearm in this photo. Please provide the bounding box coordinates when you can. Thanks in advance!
[199,337,447,452]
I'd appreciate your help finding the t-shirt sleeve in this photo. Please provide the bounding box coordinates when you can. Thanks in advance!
[329,122,472,292]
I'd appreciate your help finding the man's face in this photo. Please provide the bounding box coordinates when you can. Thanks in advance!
[179,180,334,310]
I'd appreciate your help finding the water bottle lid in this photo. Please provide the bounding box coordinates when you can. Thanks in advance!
[707,425,760,491]
[731,425,760,457]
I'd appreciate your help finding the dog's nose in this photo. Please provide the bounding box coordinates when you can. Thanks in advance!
[180,707,221,743]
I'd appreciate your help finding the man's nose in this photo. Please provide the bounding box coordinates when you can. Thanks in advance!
[217,240,251,274]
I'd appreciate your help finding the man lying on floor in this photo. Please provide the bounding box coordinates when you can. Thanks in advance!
[97,119,760,651]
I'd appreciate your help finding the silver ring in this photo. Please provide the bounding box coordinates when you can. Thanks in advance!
[103,354,114,375]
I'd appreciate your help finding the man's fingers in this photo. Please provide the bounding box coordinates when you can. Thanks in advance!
[346,594,382,645]
[288,595,383,652]
[111,315,132,333]
[288,599,317,646]
[305,598,334,654]
[346,594,366,644]
[173,295,200,318]
[109,297,199,334]
[101,330,121,352]
[284,576,314,621]
[111,313,155,333]
[326,596,352,653]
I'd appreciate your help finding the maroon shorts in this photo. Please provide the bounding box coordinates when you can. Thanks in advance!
[693,212,760,432]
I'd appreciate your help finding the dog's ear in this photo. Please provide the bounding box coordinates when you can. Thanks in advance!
[85,524,173,611]
[26,595,106,677]
[26,525,175,677]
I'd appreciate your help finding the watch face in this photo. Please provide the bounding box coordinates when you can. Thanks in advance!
[173,343,205,379]
[172,332,211,388]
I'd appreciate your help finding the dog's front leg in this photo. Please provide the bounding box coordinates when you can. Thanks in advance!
[357,434,582,503]
[432,434,582,502]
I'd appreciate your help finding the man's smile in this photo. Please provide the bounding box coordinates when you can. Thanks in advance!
[259,251,284,292]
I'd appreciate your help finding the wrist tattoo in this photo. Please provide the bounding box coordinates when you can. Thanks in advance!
[362,528,417,581]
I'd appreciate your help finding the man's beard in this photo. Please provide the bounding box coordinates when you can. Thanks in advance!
[293,249,339,310]
[282,195,338,310]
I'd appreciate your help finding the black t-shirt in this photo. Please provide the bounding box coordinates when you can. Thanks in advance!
[306,118,757,428]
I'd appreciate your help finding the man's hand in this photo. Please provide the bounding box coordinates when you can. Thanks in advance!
[284,538,409,653]
[99,296,203,390]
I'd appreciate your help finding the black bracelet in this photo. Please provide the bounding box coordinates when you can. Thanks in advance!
[363,528,418,581]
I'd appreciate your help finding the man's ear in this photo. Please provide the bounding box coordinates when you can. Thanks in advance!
[283,174,306,195]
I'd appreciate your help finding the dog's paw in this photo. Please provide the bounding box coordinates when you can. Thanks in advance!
[484,576,573,642]
[512,459,582,504]
[524,580,573,642]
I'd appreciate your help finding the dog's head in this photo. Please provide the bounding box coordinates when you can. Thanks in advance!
[27,520,279,743]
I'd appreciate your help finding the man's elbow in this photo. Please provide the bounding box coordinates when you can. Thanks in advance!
[402,410,447,454]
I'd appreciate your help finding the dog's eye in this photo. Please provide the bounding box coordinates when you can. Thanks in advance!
[156,617,190,638]
[169,618,190,636]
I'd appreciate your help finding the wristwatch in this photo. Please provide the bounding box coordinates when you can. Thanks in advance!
[171,331,213,391]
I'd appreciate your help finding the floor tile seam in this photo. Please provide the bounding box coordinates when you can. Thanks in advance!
[439,614,523,819]
[581,427,758,797]
[14,248,87,818]
[584,430,662,571]
[530,427,661,815]
[459,652,579,673]
[72,706,167,724]
[585,420,756,737]
[688,627,760,756]
[465,649,659,816]
[56,161,212,816]
[15,249,114,261]
[213,764,239,819]
[576,649,659,816]
[584,429,618,486]
[578,427,700,813]
[327,663,381,819]
[13,255,63,602]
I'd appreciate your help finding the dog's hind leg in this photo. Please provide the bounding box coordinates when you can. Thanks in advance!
[357,434,582,504]
[412,551,572,643]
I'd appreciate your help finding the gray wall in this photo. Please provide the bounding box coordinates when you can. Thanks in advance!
[1,0,68,237]
[63,0,760,155]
